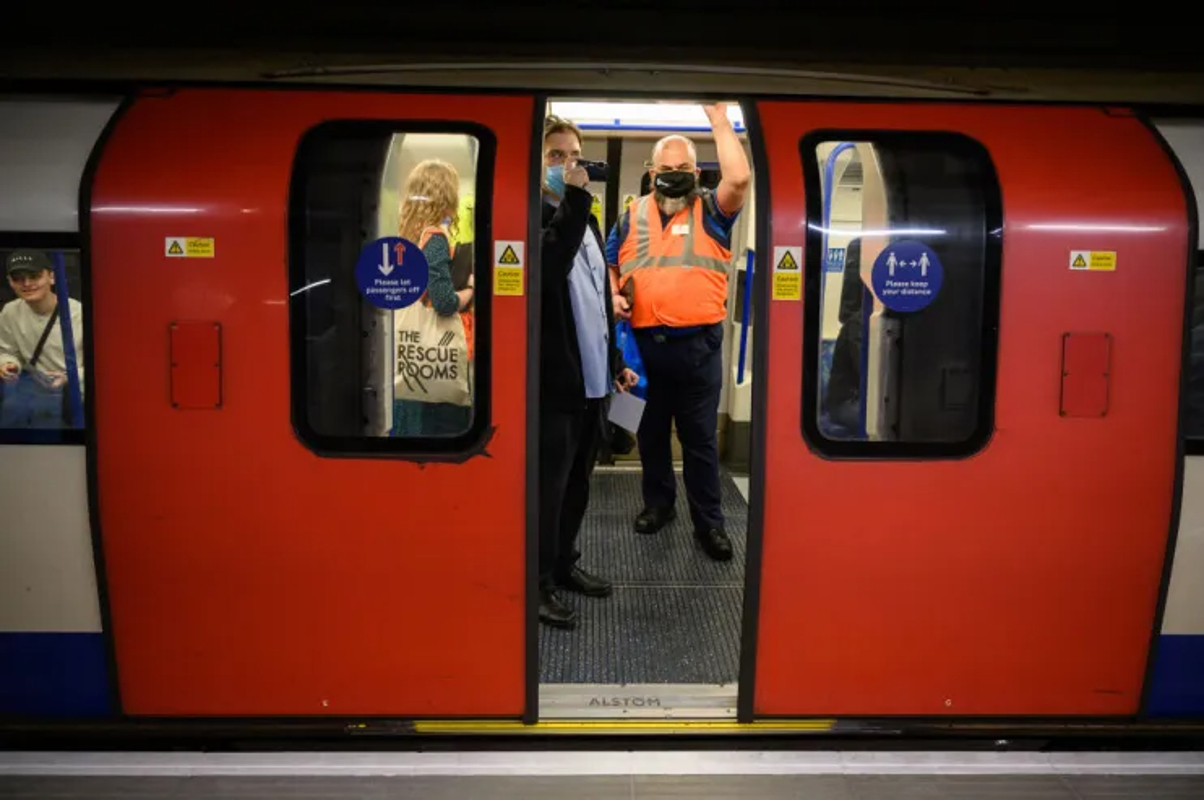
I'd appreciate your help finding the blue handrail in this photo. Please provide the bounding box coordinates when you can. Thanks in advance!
[50,251,84,429]
[737,248,754,384]
[821,142,856,302]
[858,283,871,439]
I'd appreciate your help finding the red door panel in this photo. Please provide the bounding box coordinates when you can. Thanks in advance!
[90,89,533,715]
[753,101,1188,715]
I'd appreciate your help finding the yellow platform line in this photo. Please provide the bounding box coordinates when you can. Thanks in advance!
[412,719,836,734]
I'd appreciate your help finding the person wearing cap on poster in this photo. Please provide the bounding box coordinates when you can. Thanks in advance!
[0,248,85,427]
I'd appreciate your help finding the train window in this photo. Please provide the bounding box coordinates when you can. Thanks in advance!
[801,133,1002,457]
[0,245,86,443]
[288,124,494,457]
[1188,253,1204,446]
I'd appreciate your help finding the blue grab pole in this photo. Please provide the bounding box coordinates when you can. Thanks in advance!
[821,142,856,298]
[50,251,84,429]
[737,248,754,384]
[858,284,871,438]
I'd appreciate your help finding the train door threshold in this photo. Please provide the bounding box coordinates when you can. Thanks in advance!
[539,683,736,719]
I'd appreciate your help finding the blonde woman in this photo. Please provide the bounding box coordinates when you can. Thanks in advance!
[392,158,475,437]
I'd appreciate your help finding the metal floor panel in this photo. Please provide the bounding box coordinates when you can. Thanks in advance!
[539,586,744,684]
[539,469,748,685]
[3,774,1204,799]
[576,467,748,585]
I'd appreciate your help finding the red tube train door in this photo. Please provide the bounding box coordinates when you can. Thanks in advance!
[90,89,535,716]
[750,101,1189,716]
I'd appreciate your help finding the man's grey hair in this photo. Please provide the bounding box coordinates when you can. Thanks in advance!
[651,134,697,166]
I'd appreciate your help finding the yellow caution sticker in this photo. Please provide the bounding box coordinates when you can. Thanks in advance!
[772,245,802,300]
[494,240,524,296]
[165,237,215,258]
[1069,250,1116,271]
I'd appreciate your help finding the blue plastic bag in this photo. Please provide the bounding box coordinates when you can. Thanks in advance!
[615,320,647,399]
[0,373,66,429]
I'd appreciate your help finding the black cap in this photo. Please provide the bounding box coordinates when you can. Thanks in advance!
[6,249,52,277]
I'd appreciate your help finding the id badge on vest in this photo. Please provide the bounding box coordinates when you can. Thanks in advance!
[670,223,689,236]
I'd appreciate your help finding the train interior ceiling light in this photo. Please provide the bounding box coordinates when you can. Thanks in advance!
[546,101,746,133]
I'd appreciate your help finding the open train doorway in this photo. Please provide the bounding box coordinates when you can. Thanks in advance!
[534,98,759,720]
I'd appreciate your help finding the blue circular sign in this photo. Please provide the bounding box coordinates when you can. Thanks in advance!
[870,239,944,313]
[354,236,428,310]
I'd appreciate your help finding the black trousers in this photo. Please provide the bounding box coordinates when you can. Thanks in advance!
[634,322,725,533]
[539,398,603,590]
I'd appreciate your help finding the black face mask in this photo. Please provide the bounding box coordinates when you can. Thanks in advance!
[654,171,696,199]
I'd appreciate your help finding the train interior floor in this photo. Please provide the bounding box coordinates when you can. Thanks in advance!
[537,465,749,716]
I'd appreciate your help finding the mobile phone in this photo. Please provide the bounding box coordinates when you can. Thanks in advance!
[577,159,610,182]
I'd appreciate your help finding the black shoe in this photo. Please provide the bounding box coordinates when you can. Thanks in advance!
[558,566,613,598]
[634,505,676,534]
[539,590,577,629]
[695,527,733,561]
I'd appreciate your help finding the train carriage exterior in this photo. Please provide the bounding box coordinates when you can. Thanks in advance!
[1,76,1203,737]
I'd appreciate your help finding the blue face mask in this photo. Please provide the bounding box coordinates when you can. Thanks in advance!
[545,164,565,197]
[441,216,452,227]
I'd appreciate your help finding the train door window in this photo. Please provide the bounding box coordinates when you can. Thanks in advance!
[803,133,1002,457]
[288,124,493,456]
[1187,252,1204,446]
[0,245,86,442]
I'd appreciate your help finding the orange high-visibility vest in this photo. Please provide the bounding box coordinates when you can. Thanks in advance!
[418,225,474,362]
[616,193,732,329]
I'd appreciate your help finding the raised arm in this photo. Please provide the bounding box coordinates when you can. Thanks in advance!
[541,183,593,285]
[703,103,751,216]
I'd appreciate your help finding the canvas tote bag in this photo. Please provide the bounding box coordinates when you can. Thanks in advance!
[393,227,472,407]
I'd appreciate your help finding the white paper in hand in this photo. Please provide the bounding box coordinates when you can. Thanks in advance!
[607,391,645,434]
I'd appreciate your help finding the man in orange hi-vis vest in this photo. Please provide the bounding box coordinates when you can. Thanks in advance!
[605,103,751,561]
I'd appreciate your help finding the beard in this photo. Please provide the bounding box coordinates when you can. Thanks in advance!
[655,191,693,216]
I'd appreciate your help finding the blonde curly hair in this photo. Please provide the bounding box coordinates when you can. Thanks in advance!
[398,158,460,245]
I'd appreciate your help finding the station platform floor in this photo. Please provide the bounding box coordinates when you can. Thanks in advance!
[2,751,1203,798]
